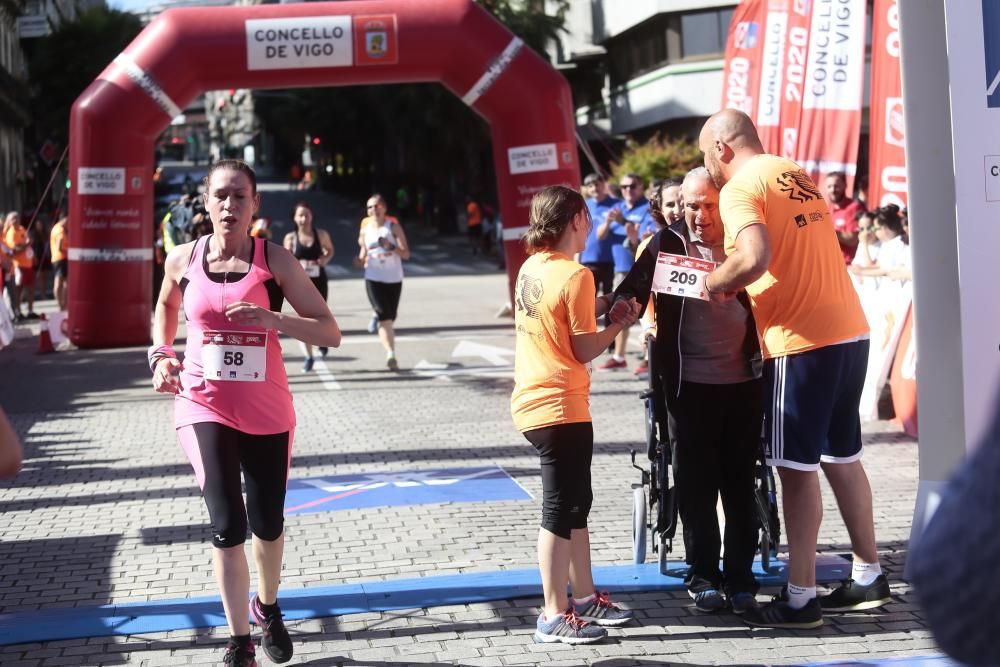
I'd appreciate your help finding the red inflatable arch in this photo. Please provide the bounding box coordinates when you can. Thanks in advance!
[68,0,579,347]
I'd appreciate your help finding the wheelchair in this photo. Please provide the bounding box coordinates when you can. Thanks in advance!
[630,343,781,573]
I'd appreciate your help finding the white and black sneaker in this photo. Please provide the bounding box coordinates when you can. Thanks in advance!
[533,608,607,645]
[573,591,635,626]
[819,575,891,612]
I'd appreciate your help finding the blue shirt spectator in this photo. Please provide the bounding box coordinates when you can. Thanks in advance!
[611,196,654,273]
[580,189,621,265]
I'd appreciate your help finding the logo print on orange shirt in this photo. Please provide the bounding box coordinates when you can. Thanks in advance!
[776,170,822,203]
[515,275,544,319]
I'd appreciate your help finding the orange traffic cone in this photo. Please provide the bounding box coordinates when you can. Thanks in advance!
[37,313,55,354]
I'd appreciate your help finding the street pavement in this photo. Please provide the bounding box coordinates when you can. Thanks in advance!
[0,202,942,665]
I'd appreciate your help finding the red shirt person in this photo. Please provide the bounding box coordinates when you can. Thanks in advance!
[824,171,864,264]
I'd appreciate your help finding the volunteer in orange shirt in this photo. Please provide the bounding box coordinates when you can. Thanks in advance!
[50,216,68,311]
[699,109,887,629]
[3,212,36,321]
[512,185,640,645]
[465,196,483,255]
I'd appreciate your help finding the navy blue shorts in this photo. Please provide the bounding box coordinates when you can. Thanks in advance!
[763,339,869,471]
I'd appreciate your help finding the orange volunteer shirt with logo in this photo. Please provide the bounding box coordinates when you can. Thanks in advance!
[511,250,597,432]
[4,226,32,269]
[720,154,868,359]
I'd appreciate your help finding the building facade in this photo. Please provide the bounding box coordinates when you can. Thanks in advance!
[0,0,30,213]
[551,0,736,145]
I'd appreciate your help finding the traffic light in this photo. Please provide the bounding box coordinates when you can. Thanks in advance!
[312,137,321,145]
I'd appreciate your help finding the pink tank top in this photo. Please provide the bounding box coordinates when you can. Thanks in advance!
[174,235,295,435]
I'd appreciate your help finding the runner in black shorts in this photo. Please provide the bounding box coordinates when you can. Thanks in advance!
[283,202,334,372]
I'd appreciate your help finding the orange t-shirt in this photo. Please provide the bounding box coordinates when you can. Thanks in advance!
[720,154,868,359]
[4,225,33,269]
[466,202,482,227]
[511,250,597,432]
[50,222,67,263]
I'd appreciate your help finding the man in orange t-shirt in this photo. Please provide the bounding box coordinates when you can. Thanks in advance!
[50,216,68,311]
[3,211,35,320]
[465,196,483,255]
[700,110,886,629]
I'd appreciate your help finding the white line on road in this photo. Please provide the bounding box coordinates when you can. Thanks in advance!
[314,358,342,390]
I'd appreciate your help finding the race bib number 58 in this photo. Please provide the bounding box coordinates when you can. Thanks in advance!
[651,252,715,301]
[202,330,267,382]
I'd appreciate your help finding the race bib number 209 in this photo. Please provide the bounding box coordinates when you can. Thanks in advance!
[651,252,715,301]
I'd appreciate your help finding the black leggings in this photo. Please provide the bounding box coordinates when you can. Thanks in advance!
[184,422,290,548]
[523,421,594,540]
[365,279,402,322]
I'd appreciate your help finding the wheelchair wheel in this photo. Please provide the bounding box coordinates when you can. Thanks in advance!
[760,528,771,572]
[632,487,647,564]
[753,486,772,571]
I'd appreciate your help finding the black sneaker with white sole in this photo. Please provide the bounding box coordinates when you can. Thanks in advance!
[743,597,823,629]
[819,575,891,612]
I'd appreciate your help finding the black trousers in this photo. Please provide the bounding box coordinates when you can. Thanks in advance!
[523,421,594,540]
[670,379,762,596]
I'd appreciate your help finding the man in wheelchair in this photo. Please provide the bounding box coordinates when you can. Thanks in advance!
[615,167,764,615]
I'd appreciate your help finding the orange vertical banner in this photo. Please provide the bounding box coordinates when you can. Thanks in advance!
[722,0,768,117]
[868,0,908,209]
[778,0,812,160]
[755,1,789,154]
[794,0,867,191]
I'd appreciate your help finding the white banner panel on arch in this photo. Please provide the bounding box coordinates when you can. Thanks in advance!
[943,0,1000,452]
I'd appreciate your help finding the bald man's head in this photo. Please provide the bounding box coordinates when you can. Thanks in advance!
[702,109,763,151]
[699,109,765,187]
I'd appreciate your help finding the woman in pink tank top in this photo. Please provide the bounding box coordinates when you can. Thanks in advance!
[149,160,341,667]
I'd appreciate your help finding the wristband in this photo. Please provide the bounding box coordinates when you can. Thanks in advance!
[147,345,177,373]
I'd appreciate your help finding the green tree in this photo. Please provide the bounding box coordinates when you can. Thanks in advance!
[25,6,143,144]
[610,134,704,186]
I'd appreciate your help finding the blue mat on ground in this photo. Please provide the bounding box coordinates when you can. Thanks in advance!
[0,555,850,646]
[283,465,532,515]
[798,657,956,667]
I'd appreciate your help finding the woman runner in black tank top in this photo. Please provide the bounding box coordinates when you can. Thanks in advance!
[283,202,334,371]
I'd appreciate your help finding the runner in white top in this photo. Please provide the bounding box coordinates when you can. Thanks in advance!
[353,193,410,370]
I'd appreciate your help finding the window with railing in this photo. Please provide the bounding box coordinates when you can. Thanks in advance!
[679,7,735,60]
[607,6,735,88]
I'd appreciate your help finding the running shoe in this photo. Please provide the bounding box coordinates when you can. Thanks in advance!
[743,597,823,629]
[533,608,607,645]
[318,346,328,358]
[222,637,257,666]
[386,356,399,371]
[634,359,649,377]
[729,592,759,615]
[573,591,635,626]
[689,588,726,613]
[302,357,314,373]
[819,575,891,612]
[26,311,39,320]
[367,314,379,334]
[249,595,293,663]
[597,357,628,371]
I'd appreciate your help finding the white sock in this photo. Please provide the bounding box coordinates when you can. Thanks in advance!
[573,593,595,606]
[786,583,815,610]
[613,355,625,362]
[387,351,395,359]
[851,560,882,586]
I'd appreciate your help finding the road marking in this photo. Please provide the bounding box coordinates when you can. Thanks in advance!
[452,340,515,366]
[314,358,342,390]
[414,340,515,380]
